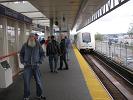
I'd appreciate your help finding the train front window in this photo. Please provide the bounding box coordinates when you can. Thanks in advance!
[82,33,91,43]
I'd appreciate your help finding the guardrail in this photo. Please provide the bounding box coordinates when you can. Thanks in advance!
[0,52,18,60]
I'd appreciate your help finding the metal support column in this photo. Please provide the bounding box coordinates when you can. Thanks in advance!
[44,26,47,38]
[19,23,27,49]
[2,17,8,56]
[29,24,32,33]
[125,44,127,66]
[50,18,54,35]
[14,21,19,51]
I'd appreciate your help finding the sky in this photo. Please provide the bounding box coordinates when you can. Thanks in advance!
[77,0,133,34]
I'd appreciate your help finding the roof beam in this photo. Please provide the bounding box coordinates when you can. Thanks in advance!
[33,19,49,20]
[77,0,130,31]
[20,11,39,13]
[31,17,49,20]
[72,0,88,30]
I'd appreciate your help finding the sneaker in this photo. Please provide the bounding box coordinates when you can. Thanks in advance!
[23,98,29,100]
[37,96,46,100]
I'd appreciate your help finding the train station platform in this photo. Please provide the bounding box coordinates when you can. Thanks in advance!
[0,47,112,100]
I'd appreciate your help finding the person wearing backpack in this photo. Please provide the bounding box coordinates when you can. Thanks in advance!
[46,35,60,73]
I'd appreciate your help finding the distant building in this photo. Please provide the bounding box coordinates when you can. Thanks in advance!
[123,34,133,45]
[118,35,124,43]
[102,33,133,45]
[108,34,118,43]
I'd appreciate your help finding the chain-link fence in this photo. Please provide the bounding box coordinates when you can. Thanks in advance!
[95,41,133,71]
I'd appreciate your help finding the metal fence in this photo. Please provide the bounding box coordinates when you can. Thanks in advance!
[95,41,133,71]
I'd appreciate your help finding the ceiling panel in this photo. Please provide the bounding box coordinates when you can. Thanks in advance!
[28,0,108,31]
[28,0,81,31]
[1,1,50,27]
[1,1,38,12]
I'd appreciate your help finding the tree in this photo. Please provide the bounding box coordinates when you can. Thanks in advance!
[95,32,103,41]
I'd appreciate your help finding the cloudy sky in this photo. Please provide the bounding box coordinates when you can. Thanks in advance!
[81,0,133,34]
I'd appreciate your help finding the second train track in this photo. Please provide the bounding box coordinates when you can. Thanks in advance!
[82,52,133,100]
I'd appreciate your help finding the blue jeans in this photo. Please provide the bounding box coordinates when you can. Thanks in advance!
[48,54,58,71]
[23,65,43,98]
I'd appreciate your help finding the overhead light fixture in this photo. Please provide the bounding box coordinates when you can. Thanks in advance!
[14,1,27,4]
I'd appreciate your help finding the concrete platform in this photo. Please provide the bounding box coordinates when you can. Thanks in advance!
[0,48,92,100]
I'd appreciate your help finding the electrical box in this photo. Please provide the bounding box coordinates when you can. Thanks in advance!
[0,60,13,88]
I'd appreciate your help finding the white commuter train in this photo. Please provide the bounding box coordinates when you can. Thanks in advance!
[74,32,95,52]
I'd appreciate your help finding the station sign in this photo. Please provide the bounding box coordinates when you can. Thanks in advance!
[0,4,32,23]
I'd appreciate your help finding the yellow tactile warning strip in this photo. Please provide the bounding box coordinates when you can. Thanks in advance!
[73,46,112,100]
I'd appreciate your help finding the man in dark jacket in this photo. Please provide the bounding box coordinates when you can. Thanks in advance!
[46,35,60,73]
[58,36,68,70]
[20,33,46,100]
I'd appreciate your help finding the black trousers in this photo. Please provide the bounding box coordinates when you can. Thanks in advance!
[60,53,68,69]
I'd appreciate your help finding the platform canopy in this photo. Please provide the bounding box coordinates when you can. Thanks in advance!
[0,0,129,32]
[28,0,107,31]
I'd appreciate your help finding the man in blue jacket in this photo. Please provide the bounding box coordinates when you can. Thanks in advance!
[20,33,46,100]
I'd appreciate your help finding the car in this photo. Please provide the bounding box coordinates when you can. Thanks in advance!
[127,57,133,63]
[124,56,133,65]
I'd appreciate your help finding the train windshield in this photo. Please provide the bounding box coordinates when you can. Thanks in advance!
[82,33,91,43]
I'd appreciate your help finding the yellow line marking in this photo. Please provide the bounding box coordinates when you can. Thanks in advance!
[73,46,112,100]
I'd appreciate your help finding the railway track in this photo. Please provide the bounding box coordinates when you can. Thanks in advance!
[82,52,133,100]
